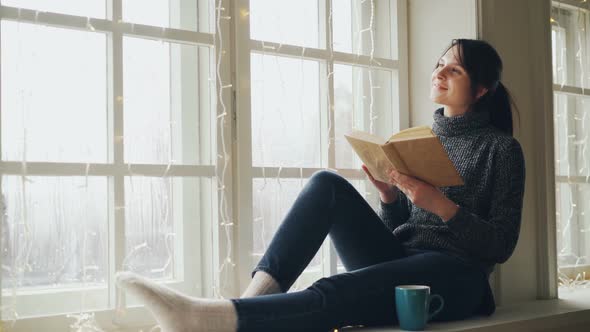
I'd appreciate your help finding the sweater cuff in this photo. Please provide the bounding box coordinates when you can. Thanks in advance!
[380,198,399,208]
[444,205,468,228]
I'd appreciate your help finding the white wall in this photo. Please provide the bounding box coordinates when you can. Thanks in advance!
[477,0,556,304]
[408,0,556,305]
[408,0,477,127]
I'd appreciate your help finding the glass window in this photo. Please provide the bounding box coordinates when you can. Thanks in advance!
[1,0,106,18]
[250,0,319,48]
[244,0,401,292]
[551,5,590,88]
[1,21,107,163]
[0,0,405,326]
[2,176,108,289]
[1,0,215,322]
[333,64,397,169]
[123,37,212,165]
[250,53,321,168]
[551,2,590,291]
[333,0,396,59]
[123,0,213,33]
[124,177,201,280]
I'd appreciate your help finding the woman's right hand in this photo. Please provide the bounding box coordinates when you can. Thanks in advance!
[361,164,399,204]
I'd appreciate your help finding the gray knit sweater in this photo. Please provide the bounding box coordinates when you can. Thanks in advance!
[378,107,526,274]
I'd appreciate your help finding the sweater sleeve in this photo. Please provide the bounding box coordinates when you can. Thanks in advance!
[377,190,412,231]
[444,138,526,264]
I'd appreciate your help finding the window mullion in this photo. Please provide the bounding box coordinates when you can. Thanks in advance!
[569,96,581,258]
[318,0,339,277]
[395,0,409,132]
[232,0,255,298]
[248,40,399,70]
[323,0,335,171]
[214,0,239,298]
[554,83,590,97]
[109,0,126,310]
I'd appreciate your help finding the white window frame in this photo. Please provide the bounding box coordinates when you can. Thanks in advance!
[551,0,590,284]
[0,0,234,330]
[232,0,409,292]
[0,0,408,329]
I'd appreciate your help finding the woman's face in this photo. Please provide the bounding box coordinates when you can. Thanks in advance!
[429,45,477,111]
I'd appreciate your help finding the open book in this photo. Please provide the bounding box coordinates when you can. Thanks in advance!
[344,126,464,187]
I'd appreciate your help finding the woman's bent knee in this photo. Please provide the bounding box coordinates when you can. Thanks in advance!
[309,170,348,187]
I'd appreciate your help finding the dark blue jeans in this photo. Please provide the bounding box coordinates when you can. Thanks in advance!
[231,171,492,332]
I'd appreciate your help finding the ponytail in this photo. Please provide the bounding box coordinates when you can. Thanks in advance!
[475,81,520,136]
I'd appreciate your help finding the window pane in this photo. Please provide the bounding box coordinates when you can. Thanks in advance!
[556,182,590,268]
[250,0,319,48]
[552,4,590,291]
[554,93,590,177]
[333,64,397,169]
[124,177,200,280]
[252,178,323,273]
[551,6,590,88]
[1,22,107,163]
[1,0,105,18]
[124,37,213,165]
[251,54,321,168]
[1,176,108,290]
[333,0,395,59]
[123,0,213,33]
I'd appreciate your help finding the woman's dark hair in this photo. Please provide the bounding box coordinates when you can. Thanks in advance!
[436,39,520,136]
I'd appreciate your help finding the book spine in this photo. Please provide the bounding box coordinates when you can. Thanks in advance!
[380,143,410,175]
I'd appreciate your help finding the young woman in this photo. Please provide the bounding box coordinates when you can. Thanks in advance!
[116,38,526,332]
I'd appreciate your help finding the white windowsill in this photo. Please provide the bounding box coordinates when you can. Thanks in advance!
[345,288,590,332]
[4,289,590,331]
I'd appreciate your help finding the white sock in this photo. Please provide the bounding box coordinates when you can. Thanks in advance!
[240,270,282,298]
[116,272,237,332]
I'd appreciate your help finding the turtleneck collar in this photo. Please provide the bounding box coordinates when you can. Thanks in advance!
[432,107,491,137]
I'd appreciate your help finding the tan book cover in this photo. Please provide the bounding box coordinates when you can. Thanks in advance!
[344,126,464,187]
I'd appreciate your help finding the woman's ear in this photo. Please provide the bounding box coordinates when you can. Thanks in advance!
[475,86,489,100]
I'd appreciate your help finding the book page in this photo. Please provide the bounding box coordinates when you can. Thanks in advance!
[344,132,394,183]
[345,130,386,145]
[389,136,463,187]
[388,126,433,141]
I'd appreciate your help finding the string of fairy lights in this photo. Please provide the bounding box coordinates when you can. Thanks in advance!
[552,0,590,291]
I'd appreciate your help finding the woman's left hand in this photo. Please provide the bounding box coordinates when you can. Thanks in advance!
[388,169,459,222]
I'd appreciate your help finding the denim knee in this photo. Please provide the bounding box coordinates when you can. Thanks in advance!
[309,170,348,188]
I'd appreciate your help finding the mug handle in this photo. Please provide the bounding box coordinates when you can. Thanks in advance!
[427,294,444,322]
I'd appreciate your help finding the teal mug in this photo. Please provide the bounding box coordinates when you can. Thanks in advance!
[395,285,444,331]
